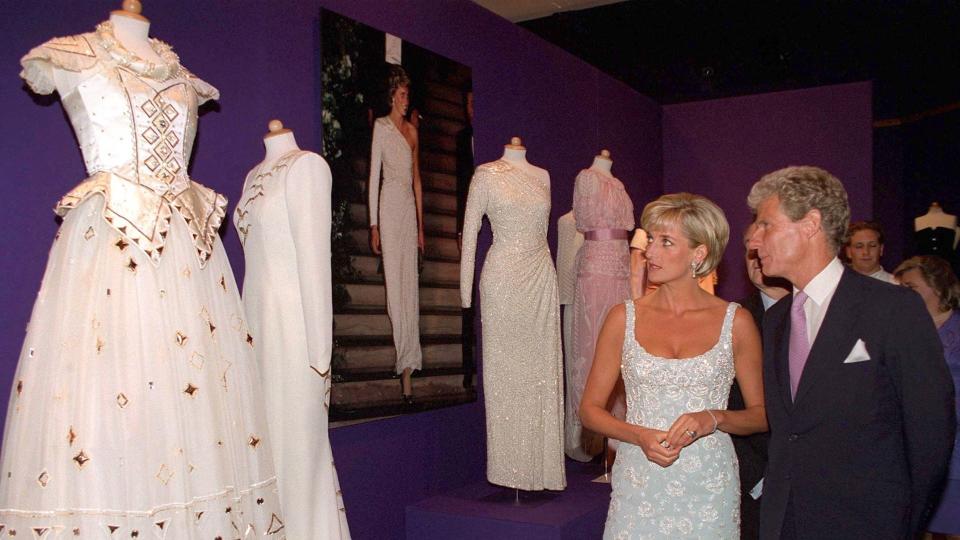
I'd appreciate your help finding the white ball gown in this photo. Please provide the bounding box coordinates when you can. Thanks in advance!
[0,22,285,537]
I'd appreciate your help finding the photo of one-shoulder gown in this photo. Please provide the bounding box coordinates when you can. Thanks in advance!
[368,116,423,376]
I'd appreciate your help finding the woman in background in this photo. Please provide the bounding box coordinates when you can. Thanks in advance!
[894,255,960,540]
[368,65,424,402]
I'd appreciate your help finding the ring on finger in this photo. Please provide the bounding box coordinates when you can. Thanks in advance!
[659,440,671,449]
[685,429,697,440]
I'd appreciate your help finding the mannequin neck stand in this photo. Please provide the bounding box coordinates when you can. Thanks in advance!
[589,156,613,176]
[109,12,161,63]
[502,147,528,164]
[263,131,300,167]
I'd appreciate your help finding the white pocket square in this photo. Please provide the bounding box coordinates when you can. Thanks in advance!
[843,339,871,363]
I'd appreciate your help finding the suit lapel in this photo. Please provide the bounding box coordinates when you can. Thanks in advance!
[768,296,794,412]
[793,270,864,408]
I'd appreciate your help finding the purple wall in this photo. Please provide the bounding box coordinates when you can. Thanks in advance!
[0,1,661,538]
[662,82,874,300]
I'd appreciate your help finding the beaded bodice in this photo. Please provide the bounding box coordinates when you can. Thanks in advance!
[479,160,551,255]
[621,301,738,429]
[20,22,224,266]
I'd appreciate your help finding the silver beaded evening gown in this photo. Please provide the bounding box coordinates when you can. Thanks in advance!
[460,159,566,491]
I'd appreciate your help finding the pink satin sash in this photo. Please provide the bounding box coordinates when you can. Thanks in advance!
[584,228,630,241]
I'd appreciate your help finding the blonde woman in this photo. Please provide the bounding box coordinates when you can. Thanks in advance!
[581,193,767,538]
[368,65,424,402]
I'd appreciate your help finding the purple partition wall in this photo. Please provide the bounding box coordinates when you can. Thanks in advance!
[0,1,661,538]
[662,82,873,301]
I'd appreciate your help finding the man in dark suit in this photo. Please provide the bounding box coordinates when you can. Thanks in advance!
[455,86,474,388]
[733,225,789,539]
[746,166,955,539]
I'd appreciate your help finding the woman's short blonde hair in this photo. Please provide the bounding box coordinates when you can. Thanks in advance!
[641,193,729,278]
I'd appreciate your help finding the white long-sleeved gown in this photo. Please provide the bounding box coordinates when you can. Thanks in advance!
[234,150,351,539]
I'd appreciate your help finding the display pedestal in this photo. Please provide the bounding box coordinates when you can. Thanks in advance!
[405,461,610,539]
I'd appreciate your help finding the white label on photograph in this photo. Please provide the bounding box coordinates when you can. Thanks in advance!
[385,34,402,64]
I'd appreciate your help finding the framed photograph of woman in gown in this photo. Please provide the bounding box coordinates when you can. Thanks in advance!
[321,9,476,422]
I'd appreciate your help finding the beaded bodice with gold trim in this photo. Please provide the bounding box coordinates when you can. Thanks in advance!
[20,23,225,267]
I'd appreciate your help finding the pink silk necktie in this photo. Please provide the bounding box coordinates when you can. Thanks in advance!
[789,291,810,400]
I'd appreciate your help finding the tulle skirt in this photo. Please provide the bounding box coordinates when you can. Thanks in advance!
[0,196,284,538]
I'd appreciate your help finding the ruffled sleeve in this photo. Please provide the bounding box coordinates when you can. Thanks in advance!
[182,68,220,105]
[20,34,99,95]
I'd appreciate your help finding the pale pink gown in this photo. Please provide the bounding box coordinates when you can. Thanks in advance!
[567,168,634,461]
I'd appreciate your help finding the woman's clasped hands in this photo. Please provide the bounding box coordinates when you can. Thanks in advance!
[634,410,716,467]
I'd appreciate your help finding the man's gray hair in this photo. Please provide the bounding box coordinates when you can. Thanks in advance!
[747,166,850,251]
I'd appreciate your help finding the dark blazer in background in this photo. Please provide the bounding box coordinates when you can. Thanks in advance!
[731,290,771,540]
[759,269,956,539]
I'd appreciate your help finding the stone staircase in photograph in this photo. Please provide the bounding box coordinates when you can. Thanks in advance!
[331,71,476,422]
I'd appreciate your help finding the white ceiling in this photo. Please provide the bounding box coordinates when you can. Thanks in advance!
[471,0,626,22]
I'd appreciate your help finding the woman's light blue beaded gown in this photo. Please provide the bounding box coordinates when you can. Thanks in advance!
[605,301,740,539]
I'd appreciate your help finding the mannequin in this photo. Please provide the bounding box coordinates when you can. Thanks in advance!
[263,119,299,165]
[589,149,614,176]
[8,10,287,535]
[460,136,566,491]
[916,202,959,249]
[234,122,351,538]
[49,1,163,95]
[567,148,634,461]
[499,136,551,198]
[110,1,163,64]
[502,136,532,167]
[916,202,958,230]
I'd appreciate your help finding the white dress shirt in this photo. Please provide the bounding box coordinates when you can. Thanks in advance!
[795,257,845,344]
[868,267,897,284]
